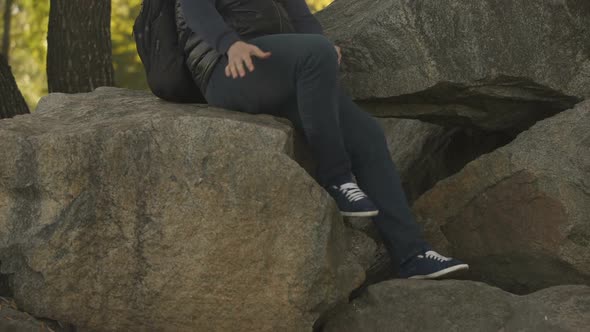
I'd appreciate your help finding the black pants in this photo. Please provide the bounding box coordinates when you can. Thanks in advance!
[204,33,429,267]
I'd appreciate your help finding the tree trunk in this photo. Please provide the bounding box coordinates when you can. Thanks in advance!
[47,0,114,93]
[0,54,29,119]
[2,0,12,59]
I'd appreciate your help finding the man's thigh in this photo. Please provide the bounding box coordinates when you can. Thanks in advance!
[275,86,378,144]
[204,33,325,114]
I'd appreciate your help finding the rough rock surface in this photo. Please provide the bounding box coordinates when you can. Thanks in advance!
[323,280,590,332]
[413,100,590,293]
[0,87,372,331]
[0,296,71,332]
[319,0,590,130]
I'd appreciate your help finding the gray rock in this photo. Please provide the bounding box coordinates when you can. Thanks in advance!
[0,87,370,331]
[318,0,590,130]
[413,100,590,293]
[323,280,590,332]
[0,296,71,332]
[347,228,377,272]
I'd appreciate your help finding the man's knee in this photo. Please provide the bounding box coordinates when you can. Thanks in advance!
[297,34,338,63]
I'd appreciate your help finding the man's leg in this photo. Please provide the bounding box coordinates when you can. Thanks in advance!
[205,34,467,277]
[275,84,427,266]
[332,87,470,279]
[204,33,351,187]
[332,88,431,267]
[277,85,470,278]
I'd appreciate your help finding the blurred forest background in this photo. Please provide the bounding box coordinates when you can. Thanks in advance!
[0,0,333,111]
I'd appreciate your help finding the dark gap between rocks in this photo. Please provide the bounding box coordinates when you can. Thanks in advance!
[400,125,515,204]
[0,269,12,298]
[0,260,16,300]
[359,77,581,133]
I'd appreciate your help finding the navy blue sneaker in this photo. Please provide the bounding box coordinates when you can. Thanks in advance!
[398,250,469,279]
[325,181,379,217]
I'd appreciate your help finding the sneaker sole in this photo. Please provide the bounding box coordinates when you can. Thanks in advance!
[341,210,379,217]
[407,264,470,280]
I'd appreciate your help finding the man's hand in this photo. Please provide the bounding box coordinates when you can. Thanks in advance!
[225,41,272,79]
[334,45,341,66]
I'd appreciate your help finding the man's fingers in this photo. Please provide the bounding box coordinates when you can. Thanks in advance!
[244,56,255,72]
[252,46,271,59]
[224,44,269,79]
[236,57,247,77]
[230,63,238,79]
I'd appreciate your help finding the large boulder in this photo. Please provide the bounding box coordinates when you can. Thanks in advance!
[323,280,590,332]
[0,87,372,331]
[318,0,590,130]
[413,100,590,293]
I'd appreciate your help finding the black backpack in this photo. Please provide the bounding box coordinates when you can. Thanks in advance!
[133,0,205,103]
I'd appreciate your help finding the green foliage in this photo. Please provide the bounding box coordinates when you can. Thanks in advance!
[307,0,334,12]
[111,0,147,90]
[1,0,49,110]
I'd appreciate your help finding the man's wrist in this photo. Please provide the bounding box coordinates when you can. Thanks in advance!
[217,31,242,55]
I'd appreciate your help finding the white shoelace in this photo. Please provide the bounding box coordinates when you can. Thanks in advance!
[333,182,368,202]
[423,250,452,262]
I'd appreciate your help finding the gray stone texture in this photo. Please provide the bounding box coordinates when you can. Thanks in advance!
[0,87,373,331]
[413,100,590,293]
[318,0,590,130]
[323,280,590,332]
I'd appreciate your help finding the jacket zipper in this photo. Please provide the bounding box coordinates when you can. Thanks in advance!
[270,0,283,33]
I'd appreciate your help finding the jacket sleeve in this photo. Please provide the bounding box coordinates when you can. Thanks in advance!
[180,0,242,55]
[282,0,325,35]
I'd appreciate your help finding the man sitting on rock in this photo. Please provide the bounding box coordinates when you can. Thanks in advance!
[176,0,469,279]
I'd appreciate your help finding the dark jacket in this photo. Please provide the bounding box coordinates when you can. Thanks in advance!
[175,0,325,95]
